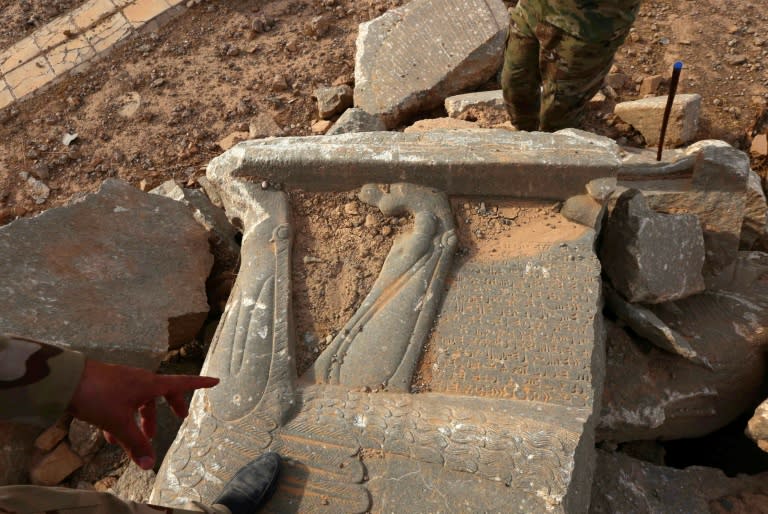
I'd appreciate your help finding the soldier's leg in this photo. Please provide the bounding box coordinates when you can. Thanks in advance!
[538,26,630,131]
[500,0,541,131]
[0,485,228,514]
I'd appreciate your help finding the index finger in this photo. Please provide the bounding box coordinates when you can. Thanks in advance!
[158,375,220,396]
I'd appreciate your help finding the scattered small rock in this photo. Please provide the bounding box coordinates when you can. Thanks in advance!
[314,85,354,119]
[327,108,387,135]
[62,133,78,146]
[311,119,333,134]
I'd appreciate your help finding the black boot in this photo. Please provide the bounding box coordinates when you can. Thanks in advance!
[213,452,281,514]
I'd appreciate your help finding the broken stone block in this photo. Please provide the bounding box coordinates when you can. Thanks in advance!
[600,189,706,304]
[751,133,767,156]
[638,74,663,96]
[561,194,606,230]
[217,131,249,151]
[150,180,240,272]
[326,108,387,135]
[614,93,701,147]
[590,450,768,514]
[314,85,353,119]
[742,169,768,250]
[310,119,333,134]
[207,129,621,200]
[30,442,84,486]
[403,117,477,133]
[68,419,104,460]
[0,422,41,485]
[603,284,707,366]
[354,0,508,128]
[444,89,505,119]
[615,140,751,276]
[34,421,69,452]
[0,179,212,369]
[585,177,618,202]
[747,399,768,452]
[599,252,768,442]
[248,113,284,139]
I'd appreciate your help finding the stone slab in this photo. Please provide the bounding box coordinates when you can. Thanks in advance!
[0,179,212,369]
[209,129,622,200]
[153,168,605,512]
[590,450,768,514]
[354,0,508,128]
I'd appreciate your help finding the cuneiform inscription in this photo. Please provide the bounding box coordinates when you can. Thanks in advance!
[428,238,601,408]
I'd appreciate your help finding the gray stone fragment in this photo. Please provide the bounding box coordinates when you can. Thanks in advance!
[0,179,212,369]
[207,129,621,200]
[585,177,617,202]
[614,94,702,147]
[444,89,505,118]
[747,399,768,452]
[589,450,768,514]
[68,420,104,460]
[741,168,768,250]
[600,189,706,304]
[150,180,240,271]
[314,85,353,119]
[599,252,768,442]
[561,194,606,230]
[603,283,708,367]
[326,108,387,135]
[615,140,751,276]
[354,0,508,128]
[26,176,50,204]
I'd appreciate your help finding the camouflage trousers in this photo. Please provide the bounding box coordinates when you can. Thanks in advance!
[500,0,632,131]
[0,486,231,514]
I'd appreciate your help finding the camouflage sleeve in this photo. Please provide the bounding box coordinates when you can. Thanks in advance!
[0,334,86,426]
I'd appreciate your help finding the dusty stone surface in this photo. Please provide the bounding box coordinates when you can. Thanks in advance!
[327,108,387,135]
[600,189,706,304]
[0,179,212,369]
[589,450,768,514]
[30,442,83,486]
[615,140,751,276]
[561,194,606,230]
[599,252,768,442]
[211,129,622,200]
[614,93,702,147]
[315,84,353,119]
[354,0,508,128]
[0,423,41,485]
[444,89,505,118]
[68,419,104,460]
[747,399,768,452]
[113,462,156,503]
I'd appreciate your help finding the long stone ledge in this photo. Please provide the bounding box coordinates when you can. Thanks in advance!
[209,128,622,200]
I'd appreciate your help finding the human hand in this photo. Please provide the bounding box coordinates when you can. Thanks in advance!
[67,359,219,470]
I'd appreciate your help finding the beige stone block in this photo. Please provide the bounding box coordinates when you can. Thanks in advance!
[30,442,84,486]
[165,0,186,6]
[122,0,171,28]
[85,12,132,53]
[5,57,55,100]
[34,423,68,452]
[47,35,97,74]
[32,15,75,53]
[0,37,43,75]
[72,0,118,31]
[0,80,14,111]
